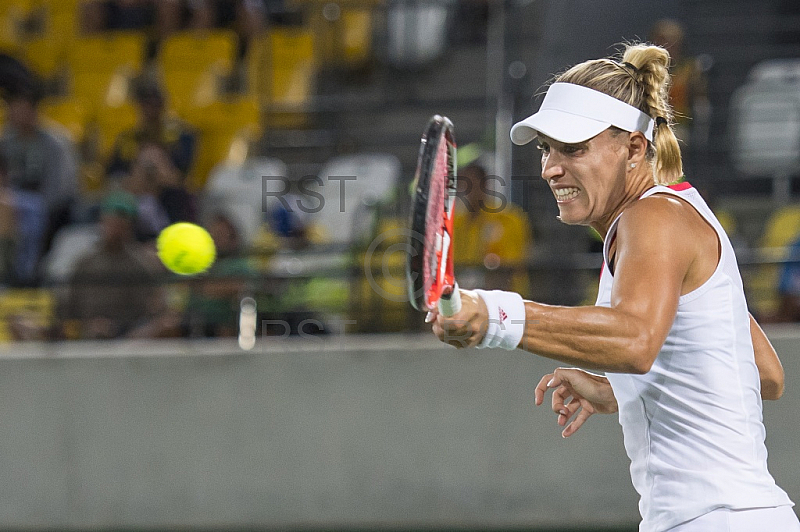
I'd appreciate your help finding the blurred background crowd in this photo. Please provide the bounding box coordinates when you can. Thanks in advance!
[0,0,798,343]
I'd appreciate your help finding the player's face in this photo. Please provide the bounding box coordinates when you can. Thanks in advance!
[537,129,629,228]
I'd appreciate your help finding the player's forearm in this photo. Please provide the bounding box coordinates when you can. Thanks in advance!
[519,301,656,374]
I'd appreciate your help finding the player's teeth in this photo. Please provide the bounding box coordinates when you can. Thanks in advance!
[554,188,579,200]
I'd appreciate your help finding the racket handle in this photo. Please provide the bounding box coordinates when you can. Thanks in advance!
[438,283,462,317]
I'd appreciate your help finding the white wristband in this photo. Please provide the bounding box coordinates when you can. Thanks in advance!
[474,289,526,350]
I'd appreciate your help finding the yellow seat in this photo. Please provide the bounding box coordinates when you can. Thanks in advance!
[18,1,80,79]
[161,69,222,113]
[353,216,412,332]
[750,205,800,317]
[342,9,373,64]
[159,30,237,113]
[94,102,139,160]
[248,28,315,127]
[0,0,37,52]
[33,0,80,50]
[305,2,374,68]
[39,97,89,143]
[41,0,80,41]
[68,32,146,115]
[24,36,65,78]
[182,97,261,191]
[160,30,237,71]
[761,205,800,250]
[0,288,54,343]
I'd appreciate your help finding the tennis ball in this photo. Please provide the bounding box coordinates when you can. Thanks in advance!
[157,222,216,275]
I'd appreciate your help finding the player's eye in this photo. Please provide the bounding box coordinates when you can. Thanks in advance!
[536,142,550,154]
[562,144,581,154]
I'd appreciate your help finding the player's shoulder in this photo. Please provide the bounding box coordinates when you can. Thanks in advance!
[616,192,699,251]
[621,192,695,230]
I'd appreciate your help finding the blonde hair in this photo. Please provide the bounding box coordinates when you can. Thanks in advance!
[555,44,683,185]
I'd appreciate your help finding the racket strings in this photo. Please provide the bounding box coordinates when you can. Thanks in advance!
[423,138,449,292]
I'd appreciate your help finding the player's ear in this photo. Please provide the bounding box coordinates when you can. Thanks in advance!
[627,131,648,167]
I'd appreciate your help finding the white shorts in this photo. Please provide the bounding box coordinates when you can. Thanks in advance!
[668,505,800,531]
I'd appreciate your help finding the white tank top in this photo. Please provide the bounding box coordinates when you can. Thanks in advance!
[596,183,793,532]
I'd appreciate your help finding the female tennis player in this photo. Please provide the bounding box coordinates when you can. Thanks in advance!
[428,43,799,531]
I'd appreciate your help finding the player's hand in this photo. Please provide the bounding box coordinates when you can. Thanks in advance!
[427,289,489,348]
[534,367,618,438]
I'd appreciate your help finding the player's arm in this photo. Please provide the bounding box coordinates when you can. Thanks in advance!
[750,314,784,400]
[433,197,691,371]
[512,197,691,373]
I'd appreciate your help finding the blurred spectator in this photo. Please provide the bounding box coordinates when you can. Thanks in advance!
[107,77,196,180]
[233,0,293,56]
[0,53,34,97]
[185,213,254,336]
[453,163,531,294]
[79,1,289,57]
[80,0,155,33]
[154,0,186,42]
[61,191,179,339]
[188,0,228,30]
[188,0,292,58]
[235,0,268,40]
[0,153,15,284]
[124,143,197,240]
[268,177,311,249]
[649,19,711,149]
[0,72,78,286]
[775,235,800,322]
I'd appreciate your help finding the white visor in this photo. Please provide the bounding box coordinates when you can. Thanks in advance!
[510,82,655,145]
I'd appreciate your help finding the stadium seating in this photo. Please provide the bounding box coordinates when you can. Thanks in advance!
[182,97,262,191]
[386,0,451,68]
[67,32,147,116]
[158,30,238,114]
[203,156,290,246]
[0,0,37,53]
[354,215,410,332]
[728,59,800,199]
[0,288,54,342]
[727,59,800,317]
[304,1,375,68]
[748,204,800,318]
[23,0,81,77]
[93,101,139,160]
[24,36,64,78]
[312,153,402,245]
[748,58,800,84]
[39,97,88,143]
[40,224,101,285]
[247,27,316,128]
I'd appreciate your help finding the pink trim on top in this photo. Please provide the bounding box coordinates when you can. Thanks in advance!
[667,181,692,191]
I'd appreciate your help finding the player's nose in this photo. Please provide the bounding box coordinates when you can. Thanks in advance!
[541,155,564,182]
[541,164,564,183]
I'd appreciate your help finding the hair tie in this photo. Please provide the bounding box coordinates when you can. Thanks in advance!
[622,61,639,73]
[655,116,668,127]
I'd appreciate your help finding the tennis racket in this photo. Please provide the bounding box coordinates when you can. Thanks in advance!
[406,115,462,316]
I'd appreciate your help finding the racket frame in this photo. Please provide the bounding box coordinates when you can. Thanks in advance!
[407,115,461,315]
